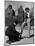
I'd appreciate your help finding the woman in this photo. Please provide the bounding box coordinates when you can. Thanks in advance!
[20,8,31,38]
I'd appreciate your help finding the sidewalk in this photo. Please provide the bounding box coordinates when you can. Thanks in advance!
[5,37,34,45]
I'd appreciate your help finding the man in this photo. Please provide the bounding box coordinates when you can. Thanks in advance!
[5,4,15,26]
[17,5,24,25]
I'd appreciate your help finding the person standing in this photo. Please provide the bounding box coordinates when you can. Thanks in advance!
[17,5,24,25]
[25,8,31,37]
[20,8,31,38]
[5,4,15,26]
[17,5,24,38]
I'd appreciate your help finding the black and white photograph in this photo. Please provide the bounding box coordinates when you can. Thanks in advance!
[5,0,34,45]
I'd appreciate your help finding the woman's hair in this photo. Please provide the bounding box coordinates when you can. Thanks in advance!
[8,4,12,9]
[25,8,30,12]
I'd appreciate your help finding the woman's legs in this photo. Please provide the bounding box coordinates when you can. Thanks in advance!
[27,18,30,37]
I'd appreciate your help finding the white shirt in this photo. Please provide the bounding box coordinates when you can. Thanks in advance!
[27,12,30,18]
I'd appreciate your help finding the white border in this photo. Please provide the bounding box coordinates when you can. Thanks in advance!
[5,0,34,2]
[0,0,4,46]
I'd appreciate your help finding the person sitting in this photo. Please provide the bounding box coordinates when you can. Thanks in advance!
[5,15,20,44]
